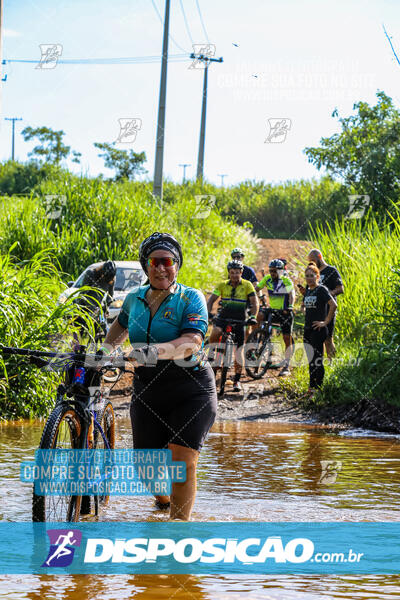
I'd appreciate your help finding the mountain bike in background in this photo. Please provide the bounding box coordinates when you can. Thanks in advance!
[245,308,288,379]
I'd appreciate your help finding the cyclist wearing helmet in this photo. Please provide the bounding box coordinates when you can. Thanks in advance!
[74,260,117,340]
[230,248,258,285]
[256,258,295,376]
[207,260,259,392]
[80,260,116,307]
[102,232,217,521]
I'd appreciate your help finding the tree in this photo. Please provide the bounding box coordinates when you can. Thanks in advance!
[304,91,400,213]
[21,126,81,165]
[94,143,147,181]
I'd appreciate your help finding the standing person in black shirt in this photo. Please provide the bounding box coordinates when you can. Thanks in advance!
[302,262,337,393]
[298,249,344,359]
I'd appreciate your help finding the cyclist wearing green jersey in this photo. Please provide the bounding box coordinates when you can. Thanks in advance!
[207,260,259,392]
[256,259,295,376]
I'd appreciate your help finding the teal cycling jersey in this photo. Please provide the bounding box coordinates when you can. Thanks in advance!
[118,283,208,345]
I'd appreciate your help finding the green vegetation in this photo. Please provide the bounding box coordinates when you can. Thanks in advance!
[0,249,84,419]
[282,212,400,411]
[216,177,350,238]
[0,174,256,289]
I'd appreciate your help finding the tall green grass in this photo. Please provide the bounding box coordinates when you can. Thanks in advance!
[311,214,400,343]
[0,173,257,290]
[282,212,400,409]
[215,177,350,238]
[0,249,87,419]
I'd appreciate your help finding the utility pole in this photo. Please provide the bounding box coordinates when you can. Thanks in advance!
[218,173,228,187]
[153,0,170,199]
[179,163,191,182]
[5,117,22,160]
[191,52,223,182]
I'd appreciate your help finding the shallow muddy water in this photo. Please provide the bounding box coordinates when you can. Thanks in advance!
[1,416,400,598]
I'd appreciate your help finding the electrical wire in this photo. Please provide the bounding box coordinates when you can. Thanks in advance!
[150,0,189,53]
[5,54,190,65]
[195,0,210,44]
[179,0,194,45]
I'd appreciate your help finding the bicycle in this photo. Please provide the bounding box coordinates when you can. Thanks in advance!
[0,345,130,522]
[208,317,248,397]
[245,307,290,379]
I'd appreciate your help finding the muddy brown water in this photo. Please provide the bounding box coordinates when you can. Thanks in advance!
[1,416,400,599]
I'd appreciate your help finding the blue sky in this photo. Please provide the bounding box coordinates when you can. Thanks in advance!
[1,0,400,185]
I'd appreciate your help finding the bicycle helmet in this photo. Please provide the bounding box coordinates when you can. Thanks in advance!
[278,257,288,270]
[139,232,183,274]
[269,259,285,270]
[231,247,244,257]
[227,260,244,271]
[102,260,117,279]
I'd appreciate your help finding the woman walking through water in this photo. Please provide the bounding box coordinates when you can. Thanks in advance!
[302,262,337,394]
[102,232,217,520]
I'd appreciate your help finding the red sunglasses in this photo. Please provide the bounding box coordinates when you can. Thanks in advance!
[147,257,178,268]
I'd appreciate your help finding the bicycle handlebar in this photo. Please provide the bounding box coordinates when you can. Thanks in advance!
[0,345,130,367]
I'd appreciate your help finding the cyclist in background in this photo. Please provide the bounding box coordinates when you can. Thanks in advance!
[298,249,344,360]
[256,259,295,377]
[79,260,116,308]
[207,260,259,392]
[74,260,117,341]
[230,248,258,286]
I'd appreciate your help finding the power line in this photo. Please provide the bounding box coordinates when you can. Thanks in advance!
[150,0,188,54]
[4,53,189,65]
[383,23,400,67]
[195,0,209,44]
[179,0,194,45]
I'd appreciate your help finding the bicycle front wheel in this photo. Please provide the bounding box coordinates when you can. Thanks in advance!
[94,402,115,508]
[219,339,234,396]
[32,404,83,522]
[245,329,272,379]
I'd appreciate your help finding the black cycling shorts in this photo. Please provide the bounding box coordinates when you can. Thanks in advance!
[130,361,217,452]
[260,308,293,335]
[326,313,336,338]
[213,317,245,347]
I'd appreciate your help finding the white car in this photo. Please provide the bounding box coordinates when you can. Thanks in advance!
[58,261,147,322]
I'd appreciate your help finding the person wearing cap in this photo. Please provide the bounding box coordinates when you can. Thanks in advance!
[256,259,295,376]
[101,233,217,521]
[230,248,258,286]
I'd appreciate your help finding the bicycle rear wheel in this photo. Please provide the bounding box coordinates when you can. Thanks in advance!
[245,329,272,379]
[32,404,83,522]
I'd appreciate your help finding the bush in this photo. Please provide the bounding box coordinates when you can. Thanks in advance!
[0,249,86,419]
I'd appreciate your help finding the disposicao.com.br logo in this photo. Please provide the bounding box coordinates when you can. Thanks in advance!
[0,522,397,575]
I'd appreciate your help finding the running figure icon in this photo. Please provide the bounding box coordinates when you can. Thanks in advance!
[42,529,82,568]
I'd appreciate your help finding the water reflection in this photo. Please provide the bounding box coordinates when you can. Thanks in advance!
[1,418,400,598]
